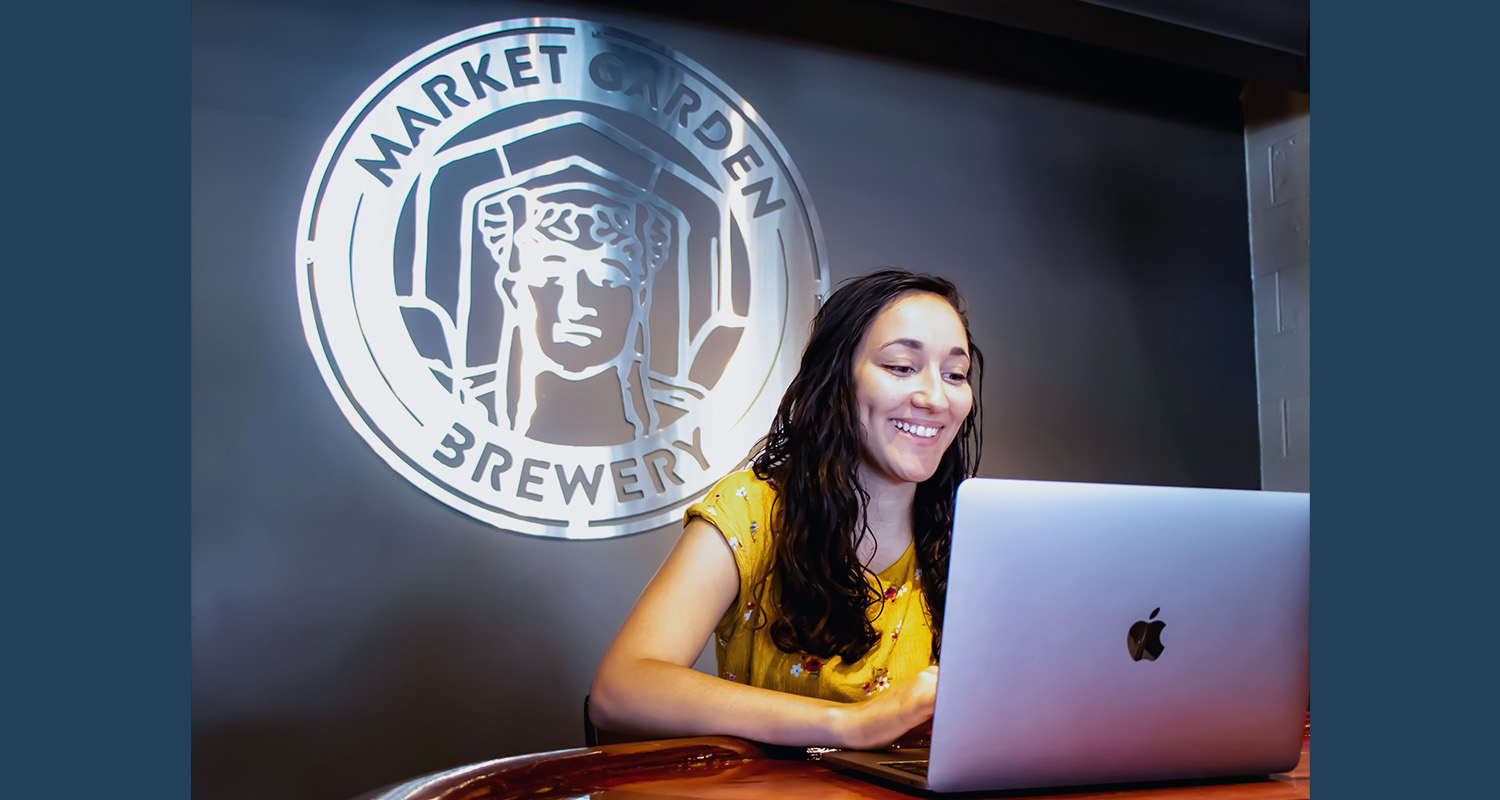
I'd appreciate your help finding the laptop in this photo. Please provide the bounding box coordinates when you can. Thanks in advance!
[823,478,1309,793]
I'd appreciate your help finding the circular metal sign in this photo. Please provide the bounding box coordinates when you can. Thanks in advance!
[296,19,827,538]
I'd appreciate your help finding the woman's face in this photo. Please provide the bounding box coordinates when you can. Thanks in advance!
[851,291,974,490]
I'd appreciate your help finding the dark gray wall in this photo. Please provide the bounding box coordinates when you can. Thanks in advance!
[192,1,1258,797]
[895,0,1308,88]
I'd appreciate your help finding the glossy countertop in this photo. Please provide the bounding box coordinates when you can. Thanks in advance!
[355,735,1310,800]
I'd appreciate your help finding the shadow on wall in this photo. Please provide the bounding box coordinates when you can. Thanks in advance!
[1088,152,1260,488]
[970,126,1258,489]
[192,573,590,800]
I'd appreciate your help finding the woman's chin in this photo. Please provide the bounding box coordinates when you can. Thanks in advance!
[864,460,940,488]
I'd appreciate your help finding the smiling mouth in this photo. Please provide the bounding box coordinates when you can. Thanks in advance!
[892,420,939,439]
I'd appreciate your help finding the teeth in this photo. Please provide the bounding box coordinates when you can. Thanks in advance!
[893,420,938,438]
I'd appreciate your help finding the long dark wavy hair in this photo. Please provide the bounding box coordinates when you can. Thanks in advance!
[748,269,983,663]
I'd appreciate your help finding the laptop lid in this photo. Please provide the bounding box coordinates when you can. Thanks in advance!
[916,478,1310,793]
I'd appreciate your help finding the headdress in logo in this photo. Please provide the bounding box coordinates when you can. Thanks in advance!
[296,19,826,538]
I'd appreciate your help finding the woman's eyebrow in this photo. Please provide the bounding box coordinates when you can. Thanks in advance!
[878,338,924,351]
[878,339,970,359]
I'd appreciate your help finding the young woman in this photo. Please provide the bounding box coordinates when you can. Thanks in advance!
[590,269,983,749]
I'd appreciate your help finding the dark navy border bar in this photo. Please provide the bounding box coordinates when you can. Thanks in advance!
[9,0,189,797]
[1317,1,1494,797]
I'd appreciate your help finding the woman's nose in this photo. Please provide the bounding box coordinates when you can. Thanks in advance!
[912,370,949,412]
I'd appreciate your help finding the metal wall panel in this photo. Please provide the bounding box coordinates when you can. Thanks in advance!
[192,1,1260,798]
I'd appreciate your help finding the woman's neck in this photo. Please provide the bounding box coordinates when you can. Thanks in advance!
[854,471,917,573]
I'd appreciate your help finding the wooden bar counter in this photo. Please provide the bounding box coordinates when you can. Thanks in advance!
[354,737,1310,800]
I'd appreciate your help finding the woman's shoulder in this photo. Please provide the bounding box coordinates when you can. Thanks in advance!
[690,469,777,513]
[684,469,777,536]
[706,468,778,501]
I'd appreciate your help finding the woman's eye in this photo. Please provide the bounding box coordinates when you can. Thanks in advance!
[946,372,968,383]
[884,364,914,375]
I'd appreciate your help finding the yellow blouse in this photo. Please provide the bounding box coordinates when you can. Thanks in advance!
[684,469,935,703]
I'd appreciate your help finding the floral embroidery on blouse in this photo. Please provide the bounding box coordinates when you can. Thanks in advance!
[891,619,904,642]
[897,584,908,597]
[862,668,891,696]
[728,536,742,550]
[883,585,899,601]
[790,663,803,677]
[743,600,756,621]
[800,655,823,675]
[735,486,749,498]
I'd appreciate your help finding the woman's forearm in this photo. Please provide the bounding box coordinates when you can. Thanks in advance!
[589,656,849,745]
[590,656,937,749]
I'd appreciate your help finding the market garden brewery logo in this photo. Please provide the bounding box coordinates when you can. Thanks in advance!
[296,19,826,538]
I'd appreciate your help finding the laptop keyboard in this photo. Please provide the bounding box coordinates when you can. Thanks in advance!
[879,759,930,777]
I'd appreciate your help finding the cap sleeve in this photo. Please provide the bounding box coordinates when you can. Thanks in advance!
[684,470,774,608]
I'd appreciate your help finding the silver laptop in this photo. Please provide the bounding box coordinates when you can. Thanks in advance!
[824,478,1309,793]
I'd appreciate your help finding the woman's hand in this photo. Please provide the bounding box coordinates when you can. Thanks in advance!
[836,666,939,750]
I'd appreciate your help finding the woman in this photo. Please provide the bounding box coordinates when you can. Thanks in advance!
[590,269,982,749]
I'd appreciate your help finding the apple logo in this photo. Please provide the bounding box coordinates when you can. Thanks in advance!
[1127,607,1166,661]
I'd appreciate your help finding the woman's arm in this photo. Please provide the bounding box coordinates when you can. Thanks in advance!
[589,518,937,749]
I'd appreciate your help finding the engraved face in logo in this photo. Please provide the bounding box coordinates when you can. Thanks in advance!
[527,227,634,370]
[482,184,673,443]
